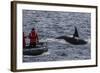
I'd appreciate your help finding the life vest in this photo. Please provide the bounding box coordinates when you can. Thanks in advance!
[29,31,38,44]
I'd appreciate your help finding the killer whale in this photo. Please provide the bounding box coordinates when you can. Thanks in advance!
[56,27,87,45]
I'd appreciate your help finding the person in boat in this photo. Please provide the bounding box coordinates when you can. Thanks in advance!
[23,32,26,48]
[29,28,39,48]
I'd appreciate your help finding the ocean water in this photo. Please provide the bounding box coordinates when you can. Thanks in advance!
[23,10,91,62]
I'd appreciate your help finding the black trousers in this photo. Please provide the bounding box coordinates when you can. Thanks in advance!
[30,42,36,48]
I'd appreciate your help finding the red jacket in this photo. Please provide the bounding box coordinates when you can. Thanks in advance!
[29,31,39,44]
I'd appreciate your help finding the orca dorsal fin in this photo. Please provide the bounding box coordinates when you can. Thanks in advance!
[73,26,79,38]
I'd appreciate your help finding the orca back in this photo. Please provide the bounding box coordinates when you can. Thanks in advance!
[73,26,79,38]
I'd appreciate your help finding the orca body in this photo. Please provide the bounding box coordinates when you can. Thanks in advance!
[56,27,87,45]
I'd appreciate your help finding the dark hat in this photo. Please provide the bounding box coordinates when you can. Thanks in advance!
[32,28,35,31]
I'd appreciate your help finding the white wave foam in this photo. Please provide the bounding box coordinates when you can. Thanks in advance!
[85,38,91,44]
[40,38,67,44]
[41,51,50,56]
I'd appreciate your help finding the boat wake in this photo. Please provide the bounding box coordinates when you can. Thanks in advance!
[40,38,67,44]
[39,37,90,45]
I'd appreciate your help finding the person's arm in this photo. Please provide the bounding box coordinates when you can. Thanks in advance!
[29,33,31,38]
[36,33,39,43]
[24,35,26,38]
